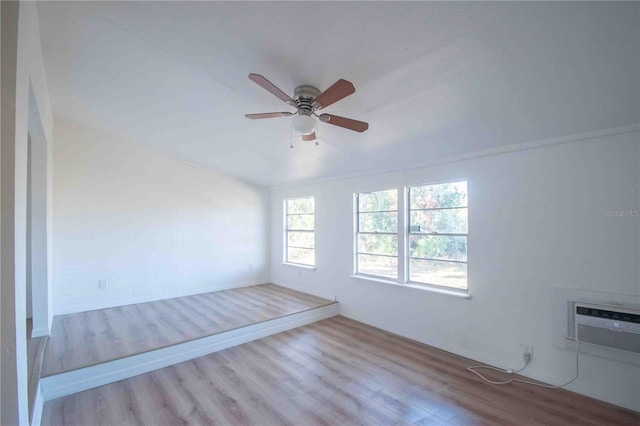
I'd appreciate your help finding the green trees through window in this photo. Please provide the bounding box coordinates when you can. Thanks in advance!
[409,182,468,290]
[356,190,398,279]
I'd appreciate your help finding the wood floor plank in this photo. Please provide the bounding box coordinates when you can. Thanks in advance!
[42,284,335,376]
[44,316,640,426]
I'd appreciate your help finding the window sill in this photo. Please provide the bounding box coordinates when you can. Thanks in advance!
[282,262,316,270]
[350,274,472,299]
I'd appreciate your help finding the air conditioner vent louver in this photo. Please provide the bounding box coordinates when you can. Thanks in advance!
[575,303,640,353]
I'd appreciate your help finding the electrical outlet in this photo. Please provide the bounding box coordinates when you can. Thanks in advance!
[521,344,533,363]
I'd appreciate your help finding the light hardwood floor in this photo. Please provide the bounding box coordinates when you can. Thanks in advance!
[42,284,335,376]
[43,316,639,426]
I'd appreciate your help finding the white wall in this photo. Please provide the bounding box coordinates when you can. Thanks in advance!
[1,1,54,424]
[270,128,640,411]
[27,86,52,338]
[52,120,270,314]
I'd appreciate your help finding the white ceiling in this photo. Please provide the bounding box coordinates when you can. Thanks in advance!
[37,1,639,187]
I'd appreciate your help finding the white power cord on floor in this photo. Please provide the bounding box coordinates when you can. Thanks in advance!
[467,342,581,389]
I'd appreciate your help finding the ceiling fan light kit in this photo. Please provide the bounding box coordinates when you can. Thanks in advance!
[245,73,369,146]
[292,114,315,135]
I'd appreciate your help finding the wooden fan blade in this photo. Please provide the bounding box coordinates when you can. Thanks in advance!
[301,132,316,142]
[248,74,296,106]
[319,114,368,132]
[313,79,355,110]
[245,112,293,119]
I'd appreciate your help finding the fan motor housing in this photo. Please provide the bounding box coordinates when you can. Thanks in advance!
[294,85,320,115]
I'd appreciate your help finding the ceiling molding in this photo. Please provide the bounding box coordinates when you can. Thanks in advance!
[268,123,640,191]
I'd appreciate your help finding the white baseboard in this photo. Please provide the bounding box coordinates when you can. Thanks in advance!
[31,384,43,426]
[41,303,338,401]
[564,381,640,413]
[339,306,507,368]
[338,306,640,413]
[53,279,268,315]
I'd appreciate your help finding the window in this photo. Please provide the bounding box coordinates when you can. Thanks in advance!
[353,181,468,292]
[355,189,398,279]
[408,181,468,290]
[284,197,315,267]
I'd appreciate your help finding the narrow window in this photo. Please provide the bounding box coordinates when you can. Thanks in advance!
[285,197,315,267]
[355,189,398,279]
[408,181,468,290]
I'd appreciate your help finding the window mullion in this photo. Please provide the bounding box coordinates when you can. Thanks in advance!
[409,232,467,237]
[355,193,359,272]
[409,206,468,212]
[408,256,467,264]
[357,252,398,259]
[398,186,407,284]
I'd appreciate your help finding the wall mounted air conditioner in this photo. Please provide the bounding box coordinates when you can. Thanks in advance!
[574,302,640,353]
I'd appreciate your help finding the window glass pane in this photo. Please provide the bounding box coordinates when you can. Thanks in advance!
[287,232,315,249]
[287,214,314,230]
[358,212,398,233]
[285,196,315,267]
[410,208,468,234]
[358,234,397,256]
[410,181,467,209]
[409,235,467,262]
[410,259,467,290]
[287,247,315,266]
[287,197,314,214]
[357,254,398,279]
[359,190,398,212]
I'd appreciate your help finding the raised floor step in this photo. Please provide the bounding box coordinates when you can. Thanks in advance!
[39,284,337,401]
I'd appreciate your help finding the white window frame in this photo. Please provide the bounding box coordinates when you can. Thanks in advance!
[284,196,315,268]
[353,180,469,296]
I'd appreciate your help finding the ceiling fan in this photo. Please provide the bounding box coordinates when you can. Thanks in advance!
[245,74,369,142]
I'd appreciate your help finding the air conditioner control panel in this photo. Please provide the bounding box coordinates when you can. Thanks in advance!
[576,305,640,334]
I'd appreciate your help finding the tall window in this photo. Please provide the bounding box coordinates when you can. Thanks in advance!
[355,189,398,279]
[285,197,315,267]
[408,181,468,290]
